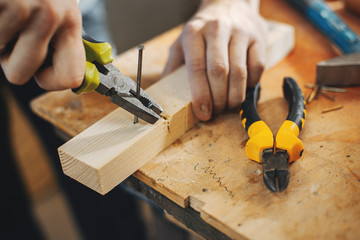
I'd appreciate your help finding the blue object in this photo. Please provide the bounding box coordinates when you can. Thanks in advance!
[287,0,360,54]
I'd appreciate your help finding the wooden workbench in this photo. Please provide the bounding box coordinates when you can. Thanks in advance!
[31,0,360,239]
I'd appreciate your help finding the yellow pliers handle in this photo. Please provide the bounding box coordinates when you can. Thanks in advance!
[239,84,274,163]
[240,77,306,163]
[72,30,114,94]
[275,77,306,163]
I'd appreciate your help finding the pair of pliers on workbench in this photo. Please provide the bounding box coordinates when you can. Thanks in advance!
[240,77,306,192]
[72,30,163,124]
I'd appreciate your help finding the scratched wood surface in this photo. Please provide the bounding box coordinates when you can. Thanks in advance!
[31,0,360,239]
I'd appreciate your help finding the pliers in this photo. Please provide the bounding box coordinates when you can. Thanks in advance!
[240,77,306,192]
[72,30,163,124]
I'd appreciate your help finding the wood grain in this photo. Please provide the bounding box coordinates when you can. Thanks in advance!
[58,21,295,195]
[58,67,196,194]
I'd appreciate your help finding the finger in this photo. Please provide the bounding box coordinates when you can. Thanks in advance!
[204,20,230,114]
[35,9,85,90]
[162,37,184,77]
[182,23,212,121]
[247,40,266,87]
[227,33,249,108]
[1,6,60,85]
[0,1,31,47]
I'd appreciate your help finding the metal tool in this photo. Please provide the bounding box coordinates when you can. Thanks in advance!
[240,77,306,192]
[316,52,360,86]
[286,0,360,86]
[73,30,162,124]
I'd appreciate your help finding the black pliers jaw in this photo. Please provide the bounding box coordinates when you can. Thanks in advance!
[262,149,290,192]
[95,63,162,124]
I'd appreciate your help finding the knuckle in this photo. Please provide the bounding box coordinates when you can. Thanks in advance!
[188,58,206,75]
[183,22,201,36]
[54,75,83,90]
[233,26,249,38]
[206,19,222,31]
[231,65,247,81]
[209,62,228,79]
[206,19,221,31]
[46,66,84,90]
[64,7,82,28]
[11,2,31,24]
[63,71,84,89]
[70,76,84,89]
[204,19,229,36]
[38,4,61,35]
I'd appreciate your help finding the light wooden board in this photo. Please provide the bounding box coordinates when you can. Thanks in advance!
[58,21,295,195]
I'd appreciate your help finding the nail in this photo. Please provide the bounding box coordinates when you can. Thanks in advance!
[134,44,145,124]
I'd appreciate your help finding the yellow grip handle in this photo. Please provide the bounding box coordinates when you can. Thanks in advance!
[242,119,274,163]
[275,120,304,163]
[72,31,114,94]
[72,61,100,94]
[82,38,113,65]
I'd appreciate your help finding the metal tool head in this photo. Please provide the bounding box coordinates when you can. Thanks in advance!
[94,62,163,124]
[316,52,360,86]
[262,149,290,192]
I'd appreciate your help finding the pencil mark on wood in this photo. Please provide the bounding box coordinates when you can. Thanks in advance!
[194,163,234,198]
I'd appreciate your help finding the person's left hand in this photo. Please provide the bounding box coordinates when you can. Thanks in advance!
[163,0,267,121]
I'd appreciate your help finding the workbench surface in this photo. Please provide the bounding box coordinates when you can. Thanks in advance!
[31,0,360,239]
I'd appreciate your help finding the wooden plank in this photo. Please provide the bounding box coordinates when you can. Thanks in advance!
[58,21,295,195]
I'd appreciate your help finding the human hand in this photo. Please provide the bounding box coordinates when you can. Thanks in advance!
[0,0,85,90]
[163,0,267,121]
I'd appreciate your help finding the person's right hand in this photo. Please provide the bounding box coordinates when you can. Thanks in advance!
[0,0,85,90]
